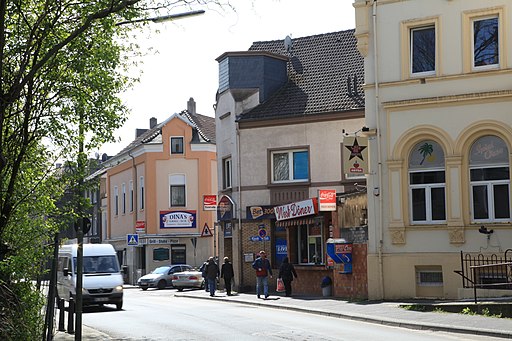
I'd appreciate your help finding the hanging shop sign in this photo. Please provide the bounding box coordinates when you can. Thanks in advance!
[318,189,336,211]
[203,194,217,211]
[217,195,235,221]
[135,220,146,233]
[274,198,317,221]
[343,136,369,176]
[246,205,276,220]
[160,210,196,228]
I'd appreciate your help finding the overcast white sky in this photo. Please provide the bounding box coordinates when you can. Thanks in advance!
[101,0,356,156]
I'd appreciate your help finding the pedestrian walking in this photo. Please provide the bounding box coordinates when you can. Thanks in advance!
[252,250,272,299]
[205,256,219,297]
[199,259,209,292]
[278,257,297,297]
[221,257,234,296]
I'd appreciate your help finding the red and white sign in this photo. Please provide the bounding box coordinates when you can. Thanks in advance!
[201,223,213,237]
[274,199,317,221]
[135,220,145,233]
[318,189,336,211]
[203,195,217,211]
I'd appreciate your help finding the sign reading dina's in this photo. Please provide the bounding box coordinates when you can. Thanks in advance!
[160,210,196,228]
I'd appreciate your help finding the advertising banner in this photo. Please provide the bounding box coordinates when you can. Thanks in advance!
[343,136,369,176]
[160,210,196,228]
[203,194,217,211]
[318,189,336,211]
[246,205,276,220]
[274,198,317,221]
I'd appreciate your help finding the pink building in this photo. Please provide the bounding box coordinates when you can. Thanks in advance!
[104,98,217,284]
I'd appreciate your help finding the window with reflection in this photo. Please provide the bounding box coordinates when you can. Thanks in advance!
[473,16,499,68]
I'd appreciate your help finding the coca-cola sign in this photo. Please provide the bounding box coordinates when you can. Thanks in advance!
[318,189,336,211]
[274,199,317,221]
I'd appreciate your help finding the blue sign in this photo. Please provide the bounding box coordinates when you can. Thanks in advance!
[326,243,352,264]
[275,238,287,265]
[127,234,139,246]
[249,236,270,242]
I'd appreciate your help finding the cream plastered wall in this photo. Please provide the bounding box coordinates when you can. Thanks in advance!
[355,0,512,299]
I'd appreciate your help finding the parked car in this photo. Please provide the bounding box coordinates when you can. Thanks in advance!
[171,269,204,291]
[137,264,193,290]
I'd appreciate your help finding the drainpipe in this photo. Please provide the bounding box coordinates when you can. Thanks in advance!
[372,0,385,300]
[236,121,243,291]
[129,151,138,285]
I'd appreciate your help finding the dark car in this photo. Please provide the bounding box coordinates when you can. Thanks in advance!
[137,264,193,290]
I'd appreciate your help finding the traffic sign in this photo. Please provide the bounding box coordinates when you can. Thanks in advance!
[127,234,139,246]
[201,223,213,237]
[249,236,270,242]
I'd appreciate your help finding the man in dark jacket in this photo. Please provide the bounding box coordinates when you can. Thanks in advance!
[278,257,298,297]
[205,257,219,297]
[252,250,272,299]
[220,257,234,296]
[199,259,209,292]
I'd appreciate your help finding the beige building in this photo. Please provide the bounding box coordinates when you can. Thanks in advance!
[104,99,217,284]
[354,0,512,299]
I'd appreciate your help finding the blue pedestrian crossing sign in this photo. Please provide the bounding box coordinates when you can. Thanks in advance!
[127,234,139,246]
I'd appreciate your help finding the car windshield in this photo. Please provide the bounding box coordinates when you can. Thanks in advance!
[152,267,171,274]
[74,256,120,274]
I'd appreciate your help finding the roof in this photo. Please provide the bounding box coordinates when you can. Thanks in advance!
[239,30,364,121]
[114,110,215,158]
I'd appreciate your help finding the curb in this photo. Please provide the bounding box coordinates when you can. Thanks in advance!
[174,293,512,339]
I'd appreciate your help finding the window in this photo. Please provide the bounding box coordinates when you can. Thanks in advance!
[171,137,184,154]
[470,136,510,223]
[473,16,499,68]
[411,26,436,75]
[271,149,309,183]
[153,248,170,261]
[408,140,446,224]
[114,186,119,216]
[129,180,134,212]
[171,245,186,264]
[223,157,232,189]
[140,176,145,210]
[297,220,324,264]
[121,183,126,214]
[416,266,443,287]
[170,174,186,207]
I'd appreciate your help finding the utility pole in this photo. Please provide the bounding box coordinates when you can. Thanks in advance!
[75,109,85,341]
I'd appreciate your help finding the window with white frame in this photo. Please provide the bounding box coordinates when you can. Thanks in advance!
[223,157,232,189]
[297,220,324,264]
[140,176,145,210]
[473,16,499,68]
[170,174,186,207]
[470,136,510,223]
[171,137,184,154]
[409,140,446,224]
[122,183,126,214]
[411,25,436,75]
[271,149,309,183]
[129,180,134,212]
[114,186,119,216]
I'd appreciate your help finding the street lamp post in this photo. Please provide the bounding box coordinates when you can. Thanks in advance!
[116,10,205,26]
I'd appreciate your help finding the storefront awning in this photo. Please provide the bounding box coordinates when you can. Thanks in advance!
[275,217,315,227]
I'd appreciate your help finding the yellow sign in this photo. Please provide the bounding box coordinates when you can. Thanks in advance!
[343,136,369,175]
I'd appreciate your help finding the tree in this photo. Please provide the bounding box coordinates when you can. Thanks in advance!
[0,1,227,338]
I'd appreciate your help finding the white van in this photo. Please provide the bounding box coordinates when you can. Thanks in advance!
[57,243,124,310]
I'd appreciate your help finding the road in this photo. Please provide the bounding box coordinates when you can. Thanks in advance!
[80,288,503,341]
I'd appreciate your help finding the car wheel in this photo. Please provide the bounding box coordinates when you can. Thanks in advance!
[141,287,148,291]
[177,288,184,292]
[116,301,123,310]
[157,280,166,290]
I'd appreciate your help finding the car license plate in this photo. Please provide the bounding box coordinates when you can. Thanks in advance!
[95,297,109,302]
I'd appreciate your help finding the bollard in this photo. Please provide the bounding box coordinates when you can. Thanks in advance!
[57,298,65,332]
[67,298,75,334]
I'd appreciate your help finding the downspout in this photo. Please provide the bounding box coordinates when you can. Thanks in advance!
[129,151,138,285]
[236,121,243,291]
[372,0,385,300]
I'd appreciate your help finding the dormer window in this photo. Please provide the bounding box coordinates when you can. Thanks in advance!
[171,137,184,154]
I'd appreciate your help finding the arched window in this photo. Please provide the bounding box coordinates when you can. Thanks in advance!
[470,136,510,222]
[409,140,446,224]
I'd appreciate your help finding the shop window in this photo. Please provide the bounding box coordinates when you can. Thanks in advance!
[470,136,510,223]
[271,149,309,183]
[473,16,499,68]
[223,157,232,189]
[411,26,436,75]
[170,174,186,207]
[408,140,446,224]
[171,245,186,264]
[153,248,170,262]
[297,221,324,264]
[171,136,184,154]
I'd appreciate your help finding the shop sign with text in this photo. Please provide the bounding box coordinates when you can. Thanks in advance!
[274,199,317,221]
[160,210,196,228]
[318,189,336,211]
[203,195,217,211]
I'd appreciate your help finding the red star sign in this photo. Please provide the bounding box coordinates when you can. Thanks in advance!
[345,137,367,161]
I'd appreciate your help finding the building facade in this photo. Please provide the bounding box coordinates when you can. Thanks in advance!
[215,31,369,297]
[104,99,217,284]
[354,0,512,299]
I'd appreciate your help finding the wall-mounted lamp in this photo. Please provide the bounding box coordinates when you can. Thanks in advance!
[360,126,377,136]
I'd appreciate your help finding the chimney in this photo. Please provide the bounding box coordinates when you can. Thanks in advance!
[187,97,196,115]
[150,117,157,129]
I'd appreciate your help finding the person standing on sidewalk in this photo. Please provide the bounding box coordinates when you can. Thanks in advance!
[205,257,219,297]
[278,256,297,297]
[252,250,272,299]
[199,258,209,292]
[220,257,234,296]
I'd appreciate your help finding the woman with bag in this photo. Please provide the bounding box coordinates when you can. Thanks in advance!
[278,257,297,297]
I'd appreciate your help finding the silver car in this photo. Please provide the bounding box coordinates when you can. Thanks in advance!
[137,264,193,290]
[171,270,205,291]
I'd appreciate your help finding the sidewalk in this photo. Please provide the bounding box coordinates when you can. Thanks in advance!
[54,286,512,340]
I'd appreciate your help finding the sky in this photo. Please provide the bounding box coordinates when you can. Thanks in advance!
[101,0,356,157]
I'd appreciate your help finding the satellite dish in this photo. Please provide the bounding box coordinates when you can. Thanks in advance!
[284,35,292,54]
